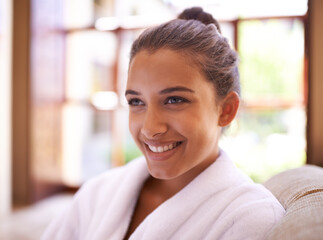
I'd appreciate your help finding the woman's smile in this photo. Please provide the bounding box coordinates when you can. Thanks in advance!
[146,142,182,153]
[143,141,183,162]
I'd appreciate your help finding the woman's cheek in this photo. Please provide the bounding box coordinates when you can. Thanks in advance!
[129,114,141,137]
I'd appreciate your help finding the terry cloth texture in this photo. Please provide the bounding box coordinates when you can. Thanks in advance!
[42,151,285,240]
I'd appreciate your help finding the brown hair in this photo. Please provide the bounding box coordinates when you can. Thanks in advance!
[129,7,240,99]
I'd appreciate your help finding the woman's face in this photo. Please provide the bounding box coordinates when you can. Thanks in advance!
[126,49,222,180]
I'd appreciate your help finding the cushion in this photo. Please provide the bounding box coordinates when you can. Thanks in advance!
[263,165,323,240]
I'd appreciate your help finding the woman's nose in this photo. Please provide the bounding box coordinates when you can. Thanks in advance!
[140,106,167,138]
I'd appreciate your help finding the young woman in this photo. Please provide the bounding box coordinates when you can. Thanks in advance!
[42,7,285,240]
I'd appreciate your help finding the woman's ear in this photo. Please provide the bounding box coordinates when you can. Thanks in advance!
[218,91,240,127]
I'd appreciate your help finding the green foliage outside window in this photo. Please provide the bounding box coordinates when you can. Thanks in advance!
[222,18,306,182]
[239,19,304,101]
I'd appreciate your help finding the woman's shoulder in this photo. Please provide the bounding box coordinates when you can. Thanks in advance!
[204,151,285,238]
[41,156,148,239]
[209,150,284,211]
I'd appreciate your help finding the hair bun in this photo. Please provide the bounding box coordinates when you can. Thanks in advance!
[178,7,221,33]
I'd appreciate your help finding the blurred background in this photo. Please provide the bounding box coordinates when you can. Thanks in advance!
[1,0,323,239]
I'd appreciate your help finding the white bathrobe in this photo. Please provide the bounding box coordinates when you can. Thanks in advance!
[42,151,285,240]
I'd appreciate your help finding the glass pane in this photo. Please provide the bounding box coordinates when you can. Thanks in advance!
[66,30,117,100]
[239,18,304,103]
[63,30,119,184]
[166,0,308,19]
[62,104,113,185]
[61,3,308,184]
[0,0,7,70]
[63,0,94,28]
[220,21,235,49]
[63,0,174,29]
[220,18,307,182]
[220,107,306,182]
[0,0,3,39]
[117,18,307,181]
[30,0,66,184]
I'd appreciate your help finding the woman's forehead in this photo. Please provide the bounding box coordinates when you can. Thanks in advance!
[126,49,217,104]
[128,49,204,84]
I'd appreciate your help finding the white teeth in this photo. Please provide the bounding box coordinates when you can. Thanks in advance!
[148,142,179,153]
[157,146,163,152]
[149,146,157,152]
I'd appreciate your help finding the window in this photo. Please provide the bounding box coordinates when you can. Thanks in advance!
[31,0,308,185]
[220,17,307,182]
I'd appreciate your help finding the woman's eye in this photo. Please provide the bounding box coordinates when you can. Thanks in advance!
[165,97,187,104]
[128,98,144,106]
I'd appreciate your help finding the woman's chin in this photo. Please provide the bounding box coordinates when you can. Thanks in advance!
[146,165,179,180]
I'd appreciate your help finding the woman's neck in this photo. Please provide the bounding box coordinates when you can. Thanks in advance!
[147,153,219,200]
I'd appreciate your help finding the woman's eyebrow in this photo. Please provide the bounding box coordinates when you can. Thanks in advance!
[125,89,140,96]
[159,86,195,94]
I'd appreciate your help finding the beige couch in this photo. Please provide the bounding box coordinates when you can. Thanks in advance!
[264,165,323,240]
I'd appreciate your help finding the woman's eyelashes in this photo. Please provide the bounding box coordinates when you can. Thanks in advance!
[127,96,189,107]
[165,96,189,105]
[127,98,144,106]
